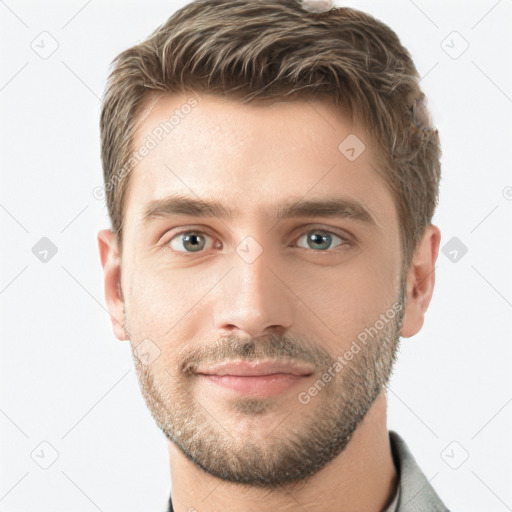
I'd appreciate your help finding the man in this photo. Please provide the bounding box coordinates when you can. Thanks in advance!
[97,1,449,510]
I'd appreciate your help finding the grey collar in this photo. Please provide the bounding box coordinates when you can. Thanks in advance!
[389,430,450,511]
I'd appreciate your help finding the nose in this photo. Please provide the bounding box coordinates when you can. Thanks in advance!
[213,243,295,339]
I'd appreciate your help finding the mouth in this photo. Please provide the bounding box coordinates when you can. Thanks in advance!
[195,360,314,397]
[196,360,315,377]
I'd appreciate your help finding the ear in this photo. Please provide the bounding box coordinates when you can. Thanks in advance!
[400,224,441,338]
[97,229,127,341]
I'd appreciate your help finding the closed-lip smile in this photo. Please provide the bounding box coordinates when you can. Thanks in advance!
[195,359,314,377]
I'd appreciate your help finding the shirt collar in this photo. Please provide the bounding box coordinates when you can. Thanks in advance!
[388,430,449,511]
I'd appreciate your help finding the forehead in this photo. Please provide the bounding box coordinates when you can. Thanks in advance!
[123,92,395,230]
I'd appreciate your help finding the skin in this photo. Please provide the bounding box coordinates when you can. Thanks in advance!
[98,92,440,512]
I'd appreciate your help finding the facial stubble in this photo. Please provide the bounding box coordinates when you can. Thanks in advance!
[127,288,405,490]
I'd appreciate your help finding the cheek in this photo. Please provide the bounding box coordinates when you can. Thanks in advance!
[122,260,171,340]
[123,261,214,342]
[303,247,399,350]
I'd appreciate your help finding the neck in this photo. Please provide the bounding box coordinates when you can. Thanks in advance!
[167,391,397,512]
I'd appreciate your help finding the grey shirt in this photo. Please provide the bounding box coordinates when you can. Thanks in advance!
[166,430,450,511]
[386,430,450,511]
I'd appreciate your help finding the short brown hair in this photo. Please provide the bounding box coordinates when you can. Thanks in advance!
[100,0,441,272]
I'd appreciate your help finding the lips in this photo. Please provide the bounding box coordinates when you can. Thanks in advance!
[195,360,314,377]
[195,360,314,397]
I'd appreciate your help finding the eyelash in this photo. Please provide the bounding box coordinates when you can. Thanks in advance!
[160,226,353,255]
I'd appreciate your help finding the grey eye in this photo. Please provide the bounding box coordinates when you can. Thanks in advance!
[296,231,344,251]
[170,232,211,253]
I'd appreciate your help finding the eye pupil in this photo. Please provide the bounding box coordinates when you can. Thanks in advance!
[183,233,205,252]
[308,232,331,250]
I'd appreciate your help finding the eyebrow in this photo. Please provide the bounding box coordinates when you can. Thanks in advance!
[142,194,376,226]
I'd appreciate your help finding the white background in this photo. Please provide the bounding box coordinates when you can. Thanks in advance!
[1,1,511,511]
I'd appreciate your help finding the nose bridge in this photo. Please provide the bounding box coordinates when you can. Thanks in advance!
[213,238,294,336]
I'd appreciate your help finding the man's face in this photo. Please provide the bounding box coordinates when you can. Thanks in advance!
[118,92,406,488]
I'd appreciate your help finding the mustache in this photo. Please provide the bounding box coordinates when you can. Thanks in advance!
[179,332,335,375]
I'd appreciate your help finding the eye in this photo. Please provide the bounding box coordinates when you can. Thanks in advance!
[163,227,350,255]
[295,229,348,251]
[168,230,218,253]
